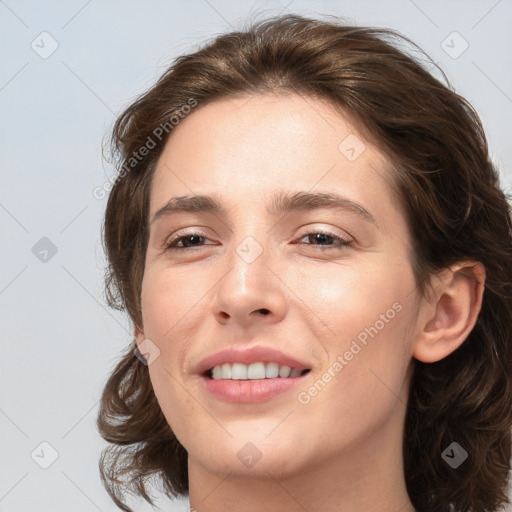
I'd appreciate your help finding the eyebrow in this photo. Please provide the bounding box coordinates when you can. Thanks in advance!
[150,190,378,228]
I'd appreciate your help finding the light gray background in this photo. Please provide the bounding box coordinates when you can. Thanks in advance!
[1,1,511,511]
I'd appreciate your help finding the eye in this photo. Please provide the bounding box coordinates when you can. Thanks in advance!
[164,229,353,252]
[165,230,216,250]
[295,231,353,250]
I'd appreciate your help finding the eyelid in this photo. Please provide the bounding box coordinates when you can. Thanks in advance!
[295,224,352,241]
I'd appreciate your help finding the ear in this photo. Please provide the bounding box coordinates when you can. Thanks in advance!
[412,261,486,363]
[134,323,145,345]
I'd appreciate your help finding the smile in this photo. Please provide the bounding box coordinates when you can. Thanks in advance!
[209,362,311,380]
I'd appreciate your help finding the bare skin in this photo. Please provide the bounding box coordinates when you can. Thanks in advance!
[135,93,485,512]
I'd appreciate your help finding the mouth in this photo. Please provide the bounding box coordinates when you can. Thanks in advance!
[195,345,313,403]
[200,363,312,403]
[205,362,311,380]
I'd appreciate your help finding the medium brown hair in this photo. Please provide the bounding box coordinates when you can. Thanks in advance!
[97,13,512,512]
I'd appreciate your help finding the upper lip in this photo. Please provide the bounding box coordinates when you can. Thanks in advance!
[195,345,312,375]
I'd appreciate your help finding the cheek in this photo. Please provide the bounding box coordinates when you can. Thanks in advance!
[295,312,414,455]
[292,262,416,413]
[290,257,413,341]
[140,266,206,343]
[147,362,211,455]
[139,267,219,433]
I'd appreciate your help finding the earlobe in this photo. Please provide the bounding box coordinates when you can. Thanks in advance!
[134,324,145,344]
[412,262,486,363]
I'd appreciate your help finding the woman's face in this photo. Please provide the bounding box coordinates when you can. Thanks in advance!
[137,93,423,479]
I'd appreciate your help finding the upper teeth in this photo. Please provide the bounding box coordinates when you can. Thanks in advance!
[211,362,305,380]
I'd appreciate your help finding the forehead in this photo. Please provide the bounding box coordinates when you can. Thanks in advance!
[149,93,400,226]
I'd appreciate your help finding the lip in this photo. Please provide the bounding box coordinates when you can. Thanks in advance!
[202,375,310,403]
[195,345,312,404]
[195,345,311,376]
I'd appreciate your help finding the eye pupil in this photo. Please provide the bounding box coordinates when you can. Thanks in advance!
[311,233,331,244]
[182,234,202,247]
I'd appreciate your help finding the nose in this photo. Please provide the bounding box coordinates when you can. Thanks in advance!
[211,237,287,329]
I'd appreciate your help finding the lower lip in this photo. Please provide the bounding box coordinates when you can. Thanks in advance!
[201,374,308,403]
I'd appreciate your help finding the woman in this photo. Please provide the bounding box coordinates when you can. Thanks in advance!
[97,13,512,512]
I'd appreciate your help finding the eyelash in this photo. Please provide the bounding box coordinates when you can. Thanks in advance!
[164,230,353,251]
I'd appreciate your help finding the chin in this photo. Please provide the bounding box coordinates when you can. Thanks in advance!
[186,430,314,480]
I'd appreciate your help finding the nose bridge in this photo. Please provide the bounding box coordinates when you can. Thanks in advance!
[226,210,271,280]
[224,233,269,302]
[235,234,266,267]
[211,227,286,324]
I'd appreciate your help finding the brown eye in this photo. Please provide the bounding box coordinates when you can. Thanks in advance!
[165,231,214,250]
[297,231,353,250]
